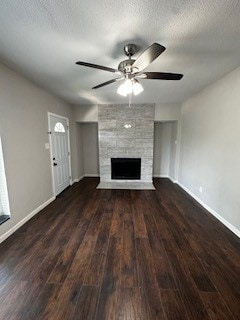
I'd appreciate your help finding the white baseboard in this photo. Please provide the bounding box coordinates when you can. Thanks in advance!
[177,182,240,238]
[168,176,177,184]
[153,175,177,184]
[84,174,100,177]
[72,174,99,184]
[153,174,169,178]
[0,196,55,244]
[153,175,239,238]
[73,175,85,183]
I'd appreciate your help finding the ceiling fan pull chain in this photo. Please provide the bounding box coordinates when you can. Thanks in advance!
[128,91,132,108]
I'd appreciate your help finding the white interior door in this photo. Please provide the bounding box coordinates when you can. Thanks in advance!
[49,114,70,196]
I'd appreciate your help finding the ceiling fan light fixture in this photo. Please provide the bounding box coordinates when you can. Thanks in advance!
[117,79,132,96]
[117,79,144,96]
[133,79,144,95]
[124,79,134,94]
[117,83,127,96]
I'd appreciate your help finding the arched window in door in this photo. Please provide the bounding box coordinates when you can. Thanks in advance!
[54,122,65,133]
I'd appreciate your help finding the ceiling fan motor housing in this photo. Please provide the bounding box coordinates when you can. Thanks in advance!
[118,44,138,73]
[118,59,136,73]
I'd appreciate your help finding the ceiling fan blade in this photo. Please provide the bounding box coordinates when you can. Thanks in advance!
[132,43,166,72]
[92,78,120,89]
[76,61,118,73]
[139,72,183,80]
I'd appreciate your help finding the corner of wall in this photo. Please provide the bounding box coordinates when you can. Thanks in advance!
[0,196,55,244]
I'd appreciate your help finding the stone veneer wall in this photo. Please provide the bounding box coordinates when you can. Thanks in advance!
[98,104,155,182]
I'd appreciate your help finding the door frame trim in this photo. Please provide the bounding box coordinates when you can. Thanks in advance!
[47,112,72,197]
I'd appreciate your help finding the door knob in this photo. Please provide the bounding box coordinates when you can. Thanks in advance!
[53,163,57,166]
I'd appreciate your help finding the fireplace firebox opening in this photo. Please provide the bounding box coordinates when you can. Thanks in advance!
[111,158,141,180]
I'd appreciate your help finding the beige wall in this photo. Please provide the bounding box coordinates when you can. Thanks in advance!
[155,103,181,121]
[74,123,84,179]
[73,103,181,122]
[178,66,240,234]
[153,122,171,177]
[73,104,98,122]
[153,122,177,179]
[0,63,77,240]
[77,123,99,176]
[169,121,178,181]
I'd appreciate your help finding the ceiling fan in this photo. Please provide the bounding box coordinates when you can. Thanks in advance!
[75,43,183,96]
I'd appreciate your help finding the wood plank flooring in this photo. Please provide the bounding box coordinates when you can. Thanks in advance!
[0,178,240,320]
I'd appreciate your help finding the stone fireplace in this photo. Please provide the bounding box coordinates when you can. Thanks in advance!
[97,103,155,189]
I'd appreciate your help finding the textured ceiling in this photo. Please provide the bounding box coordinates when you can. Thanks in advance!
[0,0,240,105]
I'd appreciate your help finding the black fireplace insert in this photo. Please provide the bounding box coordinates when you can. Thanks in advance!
[111,158,141,180]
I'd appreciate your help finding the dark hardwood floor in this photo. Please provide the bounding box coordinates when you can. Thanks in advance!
[0,178,240,320]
